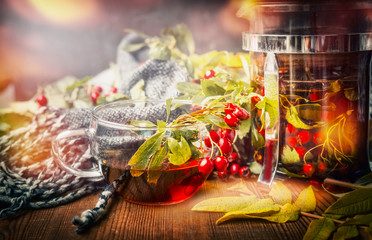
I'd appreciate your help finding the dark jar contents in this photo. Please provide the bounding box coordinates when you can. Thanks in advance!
[274,52,371,180]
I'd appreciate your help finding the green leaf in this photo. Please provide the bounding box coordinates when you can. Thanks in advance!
[269,181,292,206]
[303,218,337,240]
[121,42,146,52]
[168,24,195,55]
[324,188,372,218]
[281,146,300,164]
[167,136,191,165]
[96,93,129,105]
[201,79,225,97]
[157,120,167,129]
[332,225,359,240]
[343,213,372,226]
[192,196,257,212]
[355,173,372,186]
[66,76,91,91]
[176,82,202,96]
[249,161,263,175]
[200,114,230,129]
[251,126,265,149]
[147,146,168,184]
[286,106,314,130]
[128,131,165,171]
[296,104,322,122]
[294,185,316,212]
[130,79,146,99]
[148,39,171,60]
[237,118,251,139]
[166,98,172,123]
[216,198,280,224]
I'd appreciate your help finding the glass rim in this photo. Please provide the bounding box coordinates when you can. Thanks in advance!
[242,32,372,53]
[91,98,201,131]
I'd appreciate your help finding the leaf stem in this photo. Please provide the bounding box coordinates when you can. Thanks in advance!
[300,212,344,224]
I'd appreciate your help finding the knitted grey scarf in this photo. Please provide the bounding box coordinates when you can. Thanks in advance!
[0,33,189,233]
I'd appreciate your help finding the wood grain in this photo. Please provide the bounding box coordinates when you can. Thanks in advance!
[0,177,337,240]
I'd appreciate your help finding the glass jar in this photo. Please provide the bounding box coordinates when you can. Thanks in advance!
[242,0,372,184]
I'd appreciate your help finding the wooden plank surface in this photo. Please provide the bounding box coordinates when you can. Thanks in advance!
[0,176,337,240]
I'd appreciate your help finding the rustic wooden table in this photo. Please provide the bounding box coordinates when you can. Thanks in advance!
[0,176,336,240]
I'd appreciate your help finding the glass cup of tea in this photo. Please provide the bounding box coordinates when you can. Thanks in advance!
[52,99,208,205]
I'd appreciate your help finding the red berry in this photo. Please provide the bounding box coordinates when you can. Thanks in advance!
[287,136,298,148]
[309,90,322,101]
[204,69,216,79]
[219,128,236,142]
[90,91,100,104]
[313,132,326,144]
[230,163,241,177]
[214,156,229,172]
[239,166,251,179]
[303,163,315,176]
[228,152,239,163]
[217,170,230,181]
[295,147,306,159]
[287,123,296,134]
[218,137,232,155]
[251,96,261,105]
[204,130,220,148]
[111,86,118,93]
[94,86,103,93]
[258,128,265,136]
[297,131,311,144]
[318,162,327,174]
[37,94,48,106]
[233,107,250,120]
[224,103,237,115]
[224,113,239,127]
[198,157,214,176]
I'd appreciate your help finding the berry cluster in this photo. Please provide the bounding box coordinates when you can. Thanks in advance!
[224,103,250,128]
[87,85,118,104]
[198,127,252,181]
[285,123,327,177]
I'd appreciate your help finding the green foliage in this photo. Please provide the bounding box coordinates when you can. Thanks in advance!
[303,218,337,240]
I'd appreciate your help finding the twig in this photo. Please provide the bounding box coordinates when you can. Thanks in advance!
[301,212,344,224]
[324,178,370,190]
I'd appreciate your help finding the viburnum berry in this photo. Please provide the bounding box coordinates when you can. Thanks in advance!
[295,147,306,159]
[94,86,103,93]
[37,94,48,106]
[251,96,261,105]
[224,103,237,115]
[287,123,296,134]
[224,113,239,128]
[317,162,327,174]
[313,132,326,144]
[214,156,229,172]
[287,136,298,148]
[228,152,239,163]
[219,128,236,142]
[297,131,311,144]
[204,69,216,79]
[204,130,220,148]
[303,163,315,176]
[229,163,241,177]
[91,91,100,104]
[309,89,322,101]
[111,86,118,93]
[239,166,251,179]
[218,137,233,155]
[233,107,250,120]
[217,170,230,181]
[198,157,214,176]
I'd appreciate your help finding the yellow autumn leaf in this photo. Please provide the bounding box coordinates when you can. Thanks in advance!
[216,198,280,224]
[294,185,316,212]
[269,181,292,206]
[192,196,257,213]
[259,203,300,223]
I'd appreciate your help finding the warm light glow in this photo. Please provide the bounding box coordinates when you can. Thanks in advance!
[28,0,100,25]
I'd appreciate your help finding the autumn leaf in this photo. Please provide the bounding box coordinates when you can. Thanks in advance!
[323,188,372,218]
[269,181,292,205]
[332,225,359,240]
[192,196,257,213]
[281,146,300,164]
[294,185,316,212]
[303,218,336,240]
[216,198,280,224]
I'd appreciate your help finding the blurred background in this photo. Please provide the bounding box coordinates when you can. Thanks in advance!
[0,0,250,103]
